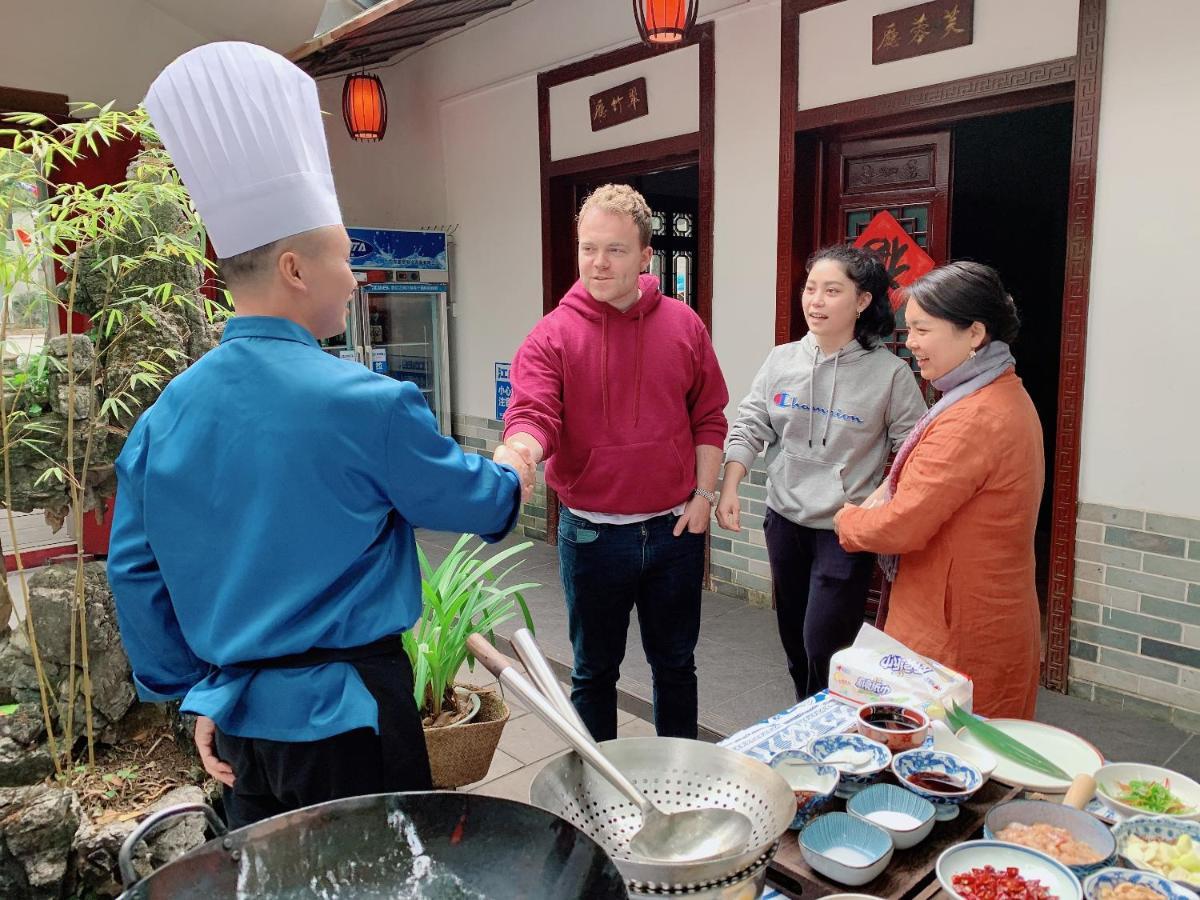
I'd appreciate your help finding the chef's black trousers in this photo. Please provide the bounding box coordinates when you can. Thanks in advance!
[213,646,432,829]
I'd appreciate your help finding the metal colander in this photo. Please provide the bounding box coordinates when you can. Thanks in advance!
[530,736,796,893]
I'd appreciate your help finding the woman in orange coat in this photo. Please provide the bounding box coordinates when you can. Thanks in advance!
[834,262,1044,719]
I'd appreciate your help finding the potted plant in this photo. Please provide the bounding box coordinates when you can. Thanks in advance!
[410,533,537,788]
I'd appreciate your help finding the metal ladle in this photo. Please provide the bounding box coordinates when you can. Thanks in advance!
[466,633,754,865]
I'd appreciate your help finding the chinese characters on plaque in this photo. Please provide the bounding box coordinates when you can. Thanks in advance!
[872,0,973,65]
[589,77,649,132]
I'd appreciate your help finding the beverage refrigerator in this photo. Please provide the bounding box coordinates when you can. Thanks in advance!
[319,228,453,433]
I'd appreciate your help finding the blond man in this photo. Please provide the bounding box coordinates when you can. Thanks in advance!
[501,184,728,740]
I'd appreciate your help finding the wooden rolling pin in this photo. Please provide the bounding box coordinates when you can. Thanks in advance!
[1064,773,1097,810]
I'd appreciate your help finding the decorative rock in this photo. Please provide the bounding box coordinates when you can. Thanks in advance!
[145,786,210,867]
[0,703,45,747]
[0,784,81,899]
[72,814,148,898]
[97,701,174,747]
[53,384,95,420]
[45,335,95,373]
[16,563,137,733]
[72,787,213,897]
[0,737,54,788]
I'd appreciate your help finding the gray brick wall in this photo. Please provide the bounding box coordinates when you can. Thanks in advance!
[710,458,774,607]
[1070,504,1200,733]
[451,413,548,541]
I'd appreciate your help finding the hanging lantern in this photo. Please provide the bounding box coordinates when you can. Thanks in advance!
[633,0,699,48]
[342,70,387,142]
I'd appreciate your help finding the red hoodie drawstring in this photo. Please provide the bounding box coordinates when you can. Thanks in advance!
[633,311,644,427]
[600,312,610,426]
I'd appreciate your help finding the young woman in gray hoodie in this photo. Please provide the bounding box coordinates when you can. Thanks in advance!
[718,246,928,699]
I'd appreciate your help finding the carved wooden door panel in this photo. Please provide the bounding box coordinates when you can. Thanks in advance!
[824,131,951,361]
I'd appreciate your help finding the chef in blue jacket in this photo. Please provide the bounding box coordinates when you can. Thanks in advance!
[107,41,534,828]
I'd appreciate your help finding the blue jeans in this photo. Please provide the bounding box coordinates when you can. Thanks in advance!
[557,508,705,741]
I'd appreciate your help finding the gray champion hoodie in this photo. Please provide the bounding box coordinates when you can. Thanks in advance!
[724,334,928,529]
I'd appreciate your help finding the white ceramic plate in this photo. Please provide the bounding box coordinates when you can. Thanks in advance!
[956,719,1104,793]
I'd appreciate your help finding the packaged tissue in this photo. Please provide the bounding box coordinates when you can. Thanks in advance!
[828,623,973,713]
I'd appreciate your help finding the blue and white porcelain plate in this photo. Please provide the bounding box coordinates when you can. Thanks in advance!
[1083,867,1199,900]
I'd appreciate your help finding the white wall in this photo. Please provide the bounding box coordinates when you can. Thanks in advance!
[1078,0,1200,519]
[0,0,324,110]
[441,78,543,420]
[549,46,700,161]
[711,2,782,409]
[796,0,1077,110]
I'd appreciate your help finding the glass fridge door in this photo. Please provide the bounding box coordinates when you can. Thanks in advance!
[318,295,364,364]
[364,290,450,433]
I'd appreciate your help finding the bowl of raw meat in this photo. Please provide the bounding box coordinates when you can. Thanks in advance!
[985,799,1117,878]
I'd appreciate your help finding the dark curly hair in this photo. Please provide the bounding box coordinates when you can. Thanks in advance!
[805,245,896,349]
[899,261,1021,344]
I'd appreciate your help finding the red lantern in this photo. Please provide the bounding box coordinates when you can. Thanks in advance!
[633,0,699,47]
[342,71,387,142]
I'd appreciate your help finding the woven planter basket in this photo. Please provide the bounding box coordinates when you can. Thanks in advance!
[423,687,510,789]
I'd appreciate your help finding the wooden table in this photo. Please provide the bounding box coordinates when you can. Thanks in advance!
[766,779,1022,899]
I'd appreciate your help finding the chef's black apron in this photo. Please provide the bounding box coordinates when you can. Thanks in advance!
[213,634,433,829]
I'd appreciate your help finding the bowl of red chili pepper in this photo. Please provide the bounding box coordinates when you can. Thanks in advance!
[937,840,1083,900]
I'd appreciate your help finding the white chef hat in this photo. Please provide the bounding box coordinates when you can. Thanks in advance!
[145,41,343,259]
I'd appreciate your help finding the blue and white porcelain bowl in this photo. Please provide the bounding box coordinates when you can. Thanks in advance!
[985,799,1118,878]
[893,749,983,821]
[799,811,894,887]
[1111,815,1200,890]
[937,840,1083,900]
[847,783,936,849]
[808,733,892,798]
[769,749,839,830]
[1083,867,1199,900]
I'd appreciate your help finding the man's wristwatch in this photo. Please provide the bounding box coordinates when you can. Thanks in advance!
[693,487,718,506]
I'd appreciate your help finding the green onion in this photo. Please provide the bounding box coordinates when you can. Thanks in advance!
[1108,779,1193,815]
[947,701,1072,781]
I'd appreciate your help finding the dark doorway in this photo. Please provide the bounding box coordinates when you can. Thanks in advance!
[567,165,701,310]
[950,102,1074,619]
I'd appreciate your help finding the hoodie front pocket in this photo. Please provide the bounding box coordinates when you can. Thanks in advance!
[565,440,685,510]
[770,450,847,521]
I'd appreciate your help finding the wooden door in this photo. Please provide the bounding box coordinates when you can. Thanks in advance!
[823,132,951,354]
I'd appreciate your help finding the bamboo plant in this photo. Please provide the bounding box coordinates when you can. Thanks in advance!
[0,104,224,772]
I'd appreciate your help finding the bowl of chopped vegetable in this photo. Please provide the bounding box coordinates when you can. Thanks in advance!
[1082,867,1199,900]
[937,840,1083,900]
[1096,764,1200,823]
[1111,815,1200,889]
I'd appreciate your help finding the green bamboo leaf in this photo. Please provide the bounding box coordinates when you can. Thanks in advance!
[948,702,1071,780]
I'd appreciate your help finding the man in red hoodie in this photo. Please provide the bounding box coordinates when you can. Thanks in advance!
[501,184,728,741]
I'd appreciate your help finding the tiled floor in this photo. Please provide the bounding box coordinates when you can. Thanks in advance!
[422,529,1198,782]
[455,659,657,803]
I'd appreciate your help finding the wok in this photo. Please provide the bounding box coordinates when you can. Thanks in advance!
[117,791,628,898]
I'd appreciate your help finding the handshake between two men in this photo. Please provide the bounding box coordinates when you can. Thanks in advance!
[493,439,538,503]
